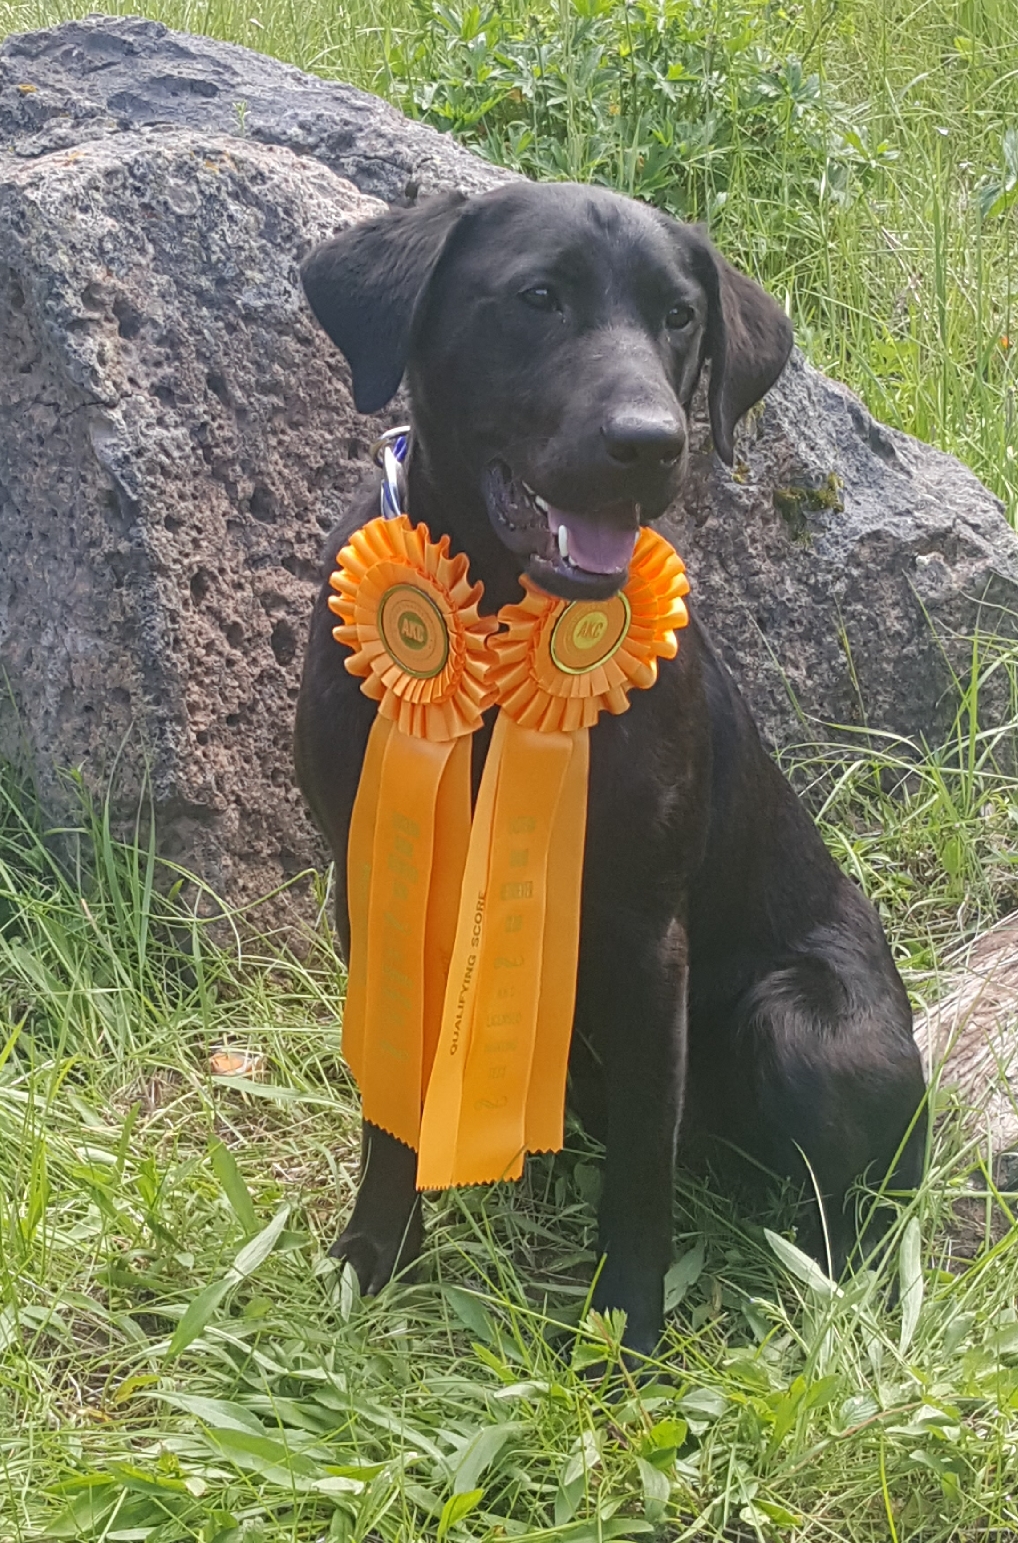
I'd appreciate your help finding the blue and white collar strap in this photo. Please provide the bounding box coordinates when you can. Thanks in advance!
[370,425,411,520]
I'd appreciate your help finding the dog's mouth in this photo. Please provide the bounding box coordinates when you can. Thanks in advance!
[483,460,642,600]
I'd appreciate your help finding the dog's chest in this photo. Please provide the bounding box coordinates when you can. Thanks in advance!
[315,582,706,924]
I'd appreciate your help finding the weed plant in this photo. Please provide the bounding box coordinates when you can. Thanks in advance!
[377,0,1018,522]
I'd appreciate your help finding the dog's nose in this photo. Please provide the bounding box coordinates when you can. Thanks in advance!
[601,412,685,468]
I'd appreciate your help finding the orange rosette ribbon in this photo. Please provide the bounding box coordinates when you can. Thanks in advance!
[489,526,691,730]
[329,514,495,741]
[417,527,689,1188]
[328,514,496,1152]
[330,516,690,1191]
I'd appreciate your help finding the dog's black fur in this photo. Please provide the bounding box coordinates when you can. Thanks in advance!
[295,182,926,1354]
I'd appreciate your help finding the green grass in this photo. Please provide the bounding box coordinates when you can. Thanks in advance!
[3,0,1018,1536]
[2,674,1018,1542]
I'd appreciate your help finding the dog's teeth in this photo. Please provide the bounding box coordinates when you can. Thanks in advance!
[534,495,549,514]
[558,523,569,561]
[522,481,536,496]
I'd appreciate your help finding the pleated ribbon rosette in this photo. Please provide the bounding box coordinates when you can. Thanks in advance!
[328,513,690,1189]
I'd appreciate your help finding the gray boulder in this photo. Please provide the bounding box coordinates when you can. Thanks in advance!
[2,16,1017,924]
[0,128,389,918]
[669,357,1018,748]
[0,14,514,202]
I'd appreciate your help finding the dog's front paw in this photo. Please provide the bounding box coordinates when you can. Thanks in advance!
[592,1261,663,1359]
[329,1212,424,1295]
[619,1320,661,1361]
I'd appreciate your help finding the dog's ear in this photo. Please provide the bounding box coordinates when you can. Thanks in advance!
[301,192,468,413]
[692,237,793,465]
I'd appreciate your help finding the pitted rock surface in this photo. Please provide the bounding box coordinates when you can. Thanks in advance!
[0,130,390,916]
[668,354,1018,746]
[2,17,1018,926]
[0,15,515,202]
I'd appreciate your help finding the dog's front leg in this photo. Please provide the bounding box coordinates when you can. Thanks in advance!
[582,912,687,1355]
[330,1122,423,1293]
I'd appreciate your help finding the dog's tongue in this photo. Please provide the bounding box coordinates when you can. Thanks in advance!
[551,511,638,574]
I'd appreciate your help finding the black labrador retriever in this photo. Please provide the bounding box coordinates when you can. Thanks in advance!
[295,181,926,1354]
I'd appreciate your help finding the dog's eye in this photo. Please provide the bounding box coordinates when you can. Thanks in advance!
[666,303,695,331]
[520,285,561,313]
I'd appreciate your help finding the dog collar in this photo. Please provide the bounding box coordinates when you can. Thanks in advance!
[328,503,688,1190]
[370,424,412,520]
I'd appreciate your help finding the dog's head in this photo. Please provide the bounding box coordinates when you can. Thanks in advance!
[302,182,792,600]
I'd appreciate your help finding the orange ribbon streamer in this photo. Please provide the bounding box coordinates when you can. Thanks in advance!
[344,724,472,1149]
[330,517,690,1189]
[416,714,588,1186]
